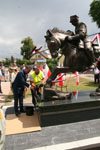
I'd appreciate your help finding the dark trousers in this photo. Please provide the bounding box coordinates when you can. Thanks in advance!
[31,88,41,107]
[94,74,99,84]
[13,88,24,113]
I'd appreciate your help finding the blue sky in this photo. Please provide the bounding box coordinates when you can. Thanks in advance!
[0,0,99,58]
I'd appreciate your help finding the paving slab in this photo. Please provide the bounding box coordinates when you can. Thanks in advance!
[5,108,100,150]
[0,82,10,107]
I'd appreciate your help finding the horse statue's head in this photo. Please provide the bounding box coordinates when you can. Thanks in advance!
[45,27,72,58]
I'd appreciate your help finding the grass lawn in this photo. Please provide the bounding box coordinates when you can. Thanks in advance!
[55,77,98,92]
[6,77,98,103]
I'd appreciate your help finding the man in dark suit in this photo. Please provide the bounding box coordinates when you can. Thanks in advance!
[12,65,32,116]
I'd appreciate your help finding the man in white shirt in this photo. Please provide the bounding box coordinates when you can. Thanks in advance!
[94,66,100,84]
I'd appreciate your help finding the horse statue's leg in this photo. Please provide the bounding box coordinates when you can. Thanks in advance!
[43,66,71,100]
[45,66,70,87]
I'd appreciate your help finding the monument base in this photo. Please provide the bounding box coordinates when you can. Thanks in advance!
[90,92,100,96]
[43,87,71,100]
[39,90,100,127]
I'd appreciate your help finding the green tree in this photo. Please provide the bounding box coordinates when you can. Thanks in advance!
[89,0,100,28]
[21,37,35,59]
[3,58,10,66]
[11,56,14,63]
[46,58,57,71]
[16,58,34,66]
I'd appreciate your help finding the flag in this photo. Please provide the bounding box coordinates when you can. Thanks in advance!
[74,72,79,85]
[73,91,78,100]
[96,56,100,66]
[92,33,100,66]
[44,64,51,80]
[58,73,64,87]
[39,65,43,71]
[97,34,100,47]
[92,34,100,66]
[92,34,100,47]
[52,73,66,86]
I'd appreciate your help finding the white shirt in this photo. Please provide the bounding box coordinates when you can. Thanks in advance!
[94,68,99,75]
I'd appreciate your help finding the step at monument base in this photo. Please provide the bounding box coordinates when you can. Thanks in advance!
[39,90,100,127]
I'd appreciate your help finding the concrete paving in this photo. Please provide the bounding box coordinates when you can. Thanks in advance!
[0,82,10,108]
[5,116,100,150]
[26,137,100,150]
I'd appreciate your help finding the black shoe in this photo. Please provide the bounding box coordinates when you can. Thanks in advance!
[20,109,25,113]
[15,111,21,116]
[34,106,39,111]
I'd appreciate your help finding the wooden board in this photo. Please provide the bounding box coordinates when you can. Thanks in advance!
[6,112,41,135]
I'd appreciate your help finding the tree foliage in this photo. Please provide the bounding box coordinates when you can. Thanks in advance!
[0,56,14,66]
[11,56,14,63]
[21,37,35,60]
[0,57,34,67]
[46,58,57,71]
[16,59,34,66]
[89,0,100,28]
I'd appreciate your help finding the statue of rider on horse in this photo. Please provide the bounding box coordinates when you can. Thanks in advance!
[67,15,95,68]
[44,15,100,99]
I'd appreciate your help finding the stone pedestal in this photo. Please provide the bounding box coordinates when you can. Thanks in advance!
[43,87,71,100]
[39,90,100,127]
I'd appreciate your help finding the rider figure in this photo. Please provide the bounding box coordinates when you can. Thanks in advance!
[67,15,95,67]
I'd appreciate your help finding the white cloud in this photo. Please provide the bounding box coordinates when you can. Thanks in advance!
[0,37,19,45]
[0,0,99,58]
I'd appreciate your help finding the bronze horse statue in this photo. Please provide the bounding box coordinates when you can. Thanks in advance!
[44,27,100,86]
[43,27,100,99]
